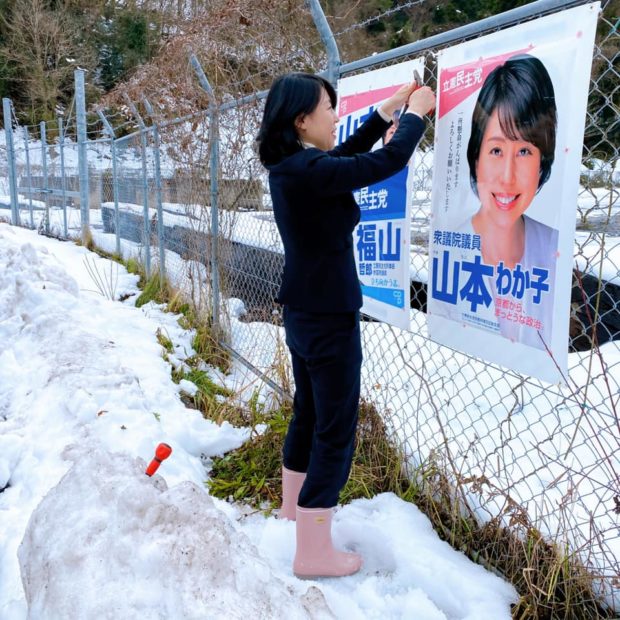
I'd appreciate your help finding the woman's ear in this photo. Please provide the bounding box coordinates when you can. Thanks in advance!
[295,114,306,134]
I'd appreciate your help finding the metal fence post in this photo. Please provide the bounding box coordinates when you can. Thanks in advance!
[142,98,166,285]
[75,69,90,241]
[96,110,121,256]
[124,94,151,277]
[23,127,34,229]
[40,121,49,235]
[306,0,341,85]
[58,116,68,238]
[190,54,221,332]
[3,98,20,226]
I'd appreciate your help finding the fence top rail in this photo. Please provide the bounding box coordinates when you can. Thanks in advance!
[109,93,268,137]
[158,109,207,130]
[338,0,592,75]
[88,137,112,146]
[219,90,269,113]
[113,128,145,146]
[109,110,208,144]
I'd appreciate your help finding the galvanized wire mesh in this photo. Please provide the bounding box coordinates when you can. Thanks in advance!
[6,119,83,236]
[0,0,618,611]
[154,113,214,312]
[210,2,620,609]
[336,2,619,609]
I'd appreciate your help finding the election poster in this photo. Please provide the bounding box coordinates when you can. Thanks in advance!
[337,59,425,330]
[427,3,599,385]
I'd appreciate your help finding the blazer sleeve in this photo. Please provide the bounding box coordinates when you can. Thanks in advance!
[329,110,391,157]
[304,113,426,195]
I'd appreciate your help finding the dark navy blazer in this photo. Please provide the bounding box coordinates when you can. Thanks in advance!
[267,110,426,313]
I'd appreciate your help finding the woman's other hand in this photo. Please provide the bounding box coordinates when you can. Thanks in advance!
[407,86,436,118]
[379,81,418,118]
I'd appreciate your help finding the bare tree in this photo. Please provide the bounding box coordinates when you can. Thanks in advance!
[1,0,94,124]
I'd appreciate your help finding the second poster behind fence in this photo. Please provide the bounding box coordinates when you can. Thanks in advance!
[338,59,425,331]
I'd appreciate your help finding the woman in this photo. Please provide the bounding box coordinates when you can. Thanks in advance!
[465,54,558,348]
[257,72,435,578]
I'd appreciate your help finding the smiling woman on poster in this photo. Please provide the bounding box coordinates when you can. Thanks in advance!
[429,5,599,383]
[463,54,559,349]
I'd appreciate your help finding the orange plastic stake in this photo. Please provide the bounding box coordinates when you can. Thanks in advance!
[145,443,172,476]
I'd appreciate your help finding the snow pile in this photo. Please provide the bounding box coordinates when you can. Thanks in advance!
[18,447,331,619]
[0,224,251,617]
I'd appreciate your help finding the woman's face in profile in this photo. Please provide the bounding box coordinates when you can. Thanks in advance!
[295,88,339,151]
[475,109,542,228]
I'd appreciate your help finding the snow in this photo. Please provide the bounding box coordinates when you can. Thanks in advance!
[1,122,618,614]
[575,229,620,285]
[2,124,618,292]
[18,450,328,620]
[3,203,618,612]
[0,223,518,619]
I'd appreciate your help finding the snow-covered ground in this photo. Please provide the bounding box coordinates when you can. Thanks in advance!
[0,224,518,619]
[1,127,619,613]
[62,195,618,611]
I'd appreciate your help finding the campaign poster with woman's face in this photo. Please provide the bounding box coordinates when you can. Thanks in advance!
[427,3,599,385]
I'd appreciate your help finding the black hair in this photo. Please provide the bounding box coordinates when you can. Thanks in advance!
[467,54,557,195]
[257,73,337,166]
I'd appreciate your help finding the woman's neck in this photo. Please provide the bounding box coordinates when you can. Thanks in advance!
[471,211,526,270]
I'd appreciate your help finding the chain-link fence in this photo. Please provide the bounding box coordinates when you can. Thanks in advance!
[1,0,618,612]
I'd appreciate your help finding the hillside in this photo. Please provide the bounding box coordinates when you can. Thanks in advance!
[0,0,617,155]
[0,1,571,119]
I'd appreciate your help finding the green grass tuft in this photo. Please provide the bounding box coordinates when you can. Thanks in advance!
[192,323,231,373]
[135,271,170,308]
[185,368,232,399]
[156,328,174,354]
[208,403,291,509]
[206,399,415,511]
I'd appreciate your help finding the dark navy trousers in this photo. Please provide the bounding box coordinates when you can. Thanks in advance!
[282,306,362,508]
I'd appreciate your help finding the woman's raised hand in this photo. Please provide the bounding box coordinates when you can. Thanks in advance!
[380,81,418,118]
[407,86,436,118]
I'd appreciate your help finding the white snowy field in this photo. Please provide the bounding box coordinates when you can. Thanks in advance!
[1,126,618,181]
[0,223,519,619]
[1,121,618,294]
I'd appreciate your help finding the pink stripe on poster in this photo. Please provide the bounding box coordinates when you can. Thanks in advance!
[339,84,405,116]
[438,47,532,118]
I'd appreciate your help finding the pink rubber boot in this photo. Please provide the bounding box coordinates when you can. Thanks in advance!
[293,506,362,578]
[280,466,306,520]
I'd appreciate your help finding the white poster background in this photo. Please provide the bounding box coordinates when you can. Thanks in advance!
[337,59,425,330]
[427,4,600,385]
